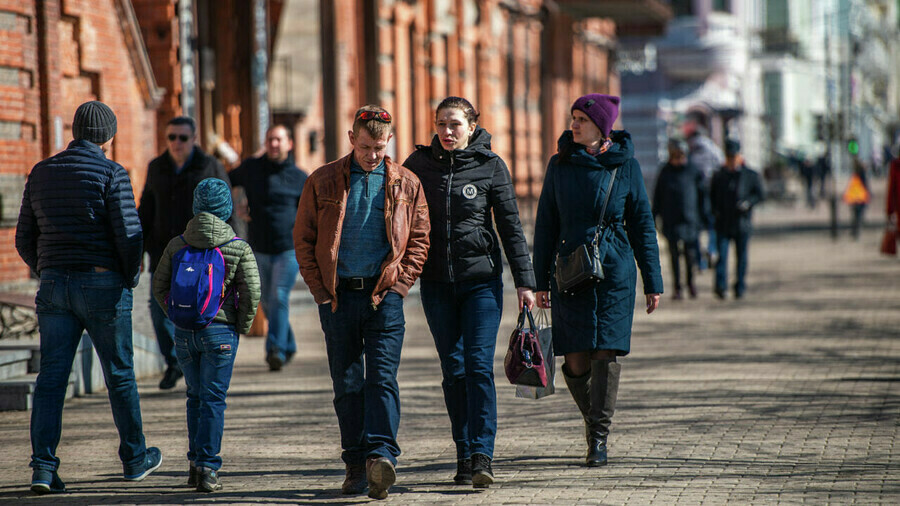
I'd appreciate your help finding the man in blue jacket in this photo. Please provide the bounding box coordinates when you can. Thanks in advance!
[230,125,307,371]
[16,101,162,494]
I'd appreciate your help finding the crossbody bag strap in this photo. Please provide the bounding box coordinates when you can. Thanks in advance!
[594,167,618,241]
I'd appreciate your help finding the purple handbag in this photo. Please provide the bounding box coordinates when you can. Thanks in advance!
[504,306,548,387]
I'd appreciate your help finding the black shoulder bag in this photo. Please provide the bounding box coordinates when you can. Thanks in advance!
[554,167,618,296]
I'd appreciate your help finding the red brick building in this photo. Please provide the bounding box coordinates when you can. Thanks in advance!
[317,0,672,205]
[0,0,283,286]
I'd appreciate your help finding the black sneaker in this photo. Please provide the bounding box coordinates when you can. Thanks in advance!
[124,447,162,481]
[266,352,283,371]
[196,466,222,492]
[341,463,367,495]
[187,463,198,487]
[159,366,183,390]
[453,458,472,485]
[30,469,65,495]
[366,457,395,500]
[471,453,494,489]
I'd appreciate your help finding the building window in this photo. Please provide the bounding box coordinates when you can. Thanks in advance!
[766,0,788,29]
[763,71,783,137]
[671,0,693,17]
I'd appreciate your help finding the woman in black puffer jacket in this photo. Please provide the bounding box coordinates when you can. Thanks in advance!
[403,97,535,489]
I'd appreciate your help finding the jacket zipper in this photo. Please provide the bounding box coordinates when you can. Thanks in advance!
[446,156,455,282]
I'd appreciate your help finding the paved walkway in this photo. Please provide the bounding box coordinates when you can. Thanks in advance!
[0,187,898,504]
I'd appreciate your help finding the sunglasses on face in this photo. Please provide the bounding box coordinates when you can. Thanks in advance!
[167,134,191,142]
[356,111,392,123]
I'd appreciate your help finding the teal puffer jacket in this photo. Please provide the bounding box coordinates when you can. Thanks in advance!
[152,212,261,334]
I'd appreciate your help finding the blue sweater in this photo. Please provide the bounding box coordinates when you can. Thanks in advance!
[337,158,391,278]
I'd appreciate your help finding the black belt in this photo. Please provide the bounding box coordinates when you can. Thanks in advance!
[64,265,111,273]
[337,277,379,292]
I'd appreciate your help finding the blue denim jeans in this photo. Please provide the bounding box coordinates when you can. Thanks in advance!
[31,269,149,475]
[255,250,299,362]
[716,231,750,296]
[420,277,503,460]
[174,323,239,470]
[318,290,405,466]
[148,275,177,368]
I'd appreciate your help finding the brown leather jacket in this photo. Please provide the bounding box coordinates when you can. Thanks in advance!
[293,153,430,311]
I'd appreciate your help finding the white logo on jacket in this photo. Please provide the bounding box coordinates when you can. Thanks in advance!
[462,184,477,199]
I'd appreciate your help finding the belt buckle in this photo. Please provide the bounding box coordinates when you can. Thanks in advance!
[349,277,365,290]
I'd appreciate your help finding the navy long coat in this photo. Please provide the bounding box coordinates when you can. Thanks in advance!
[533,131,663,356]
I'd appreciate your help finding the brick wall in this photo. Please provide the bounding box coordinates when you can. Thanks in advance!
[0,0,158,286]
[321,0,622,210]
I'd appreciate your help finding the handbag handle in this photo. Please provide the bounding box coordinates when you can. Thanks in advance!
[516,304,537,334]
[592,167,618,245]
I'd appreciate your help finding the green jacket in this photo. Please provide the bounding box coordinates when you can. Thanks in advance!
[152,212,260,334]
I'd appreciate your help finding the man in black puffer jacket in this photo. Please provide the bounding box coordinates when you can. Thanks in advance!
[138,116,230,389]
[16,101,162,494]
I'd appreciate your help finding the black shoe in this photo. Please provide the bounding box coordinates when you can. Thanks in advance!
[31,469,65,495]
[471,453,494,488]
[453,458,472,485]
[366,457,395,500]
[196,466,222,492]
[284,351,296,364]
[586,437,608,467]
[341,464,367,495]
[688,285,697,299]
[187,464,198,487]
[672,288,683,300]
[714,288,726,300]
[124,447,163,481]
[159,366,183,390]
[266,352,283,371]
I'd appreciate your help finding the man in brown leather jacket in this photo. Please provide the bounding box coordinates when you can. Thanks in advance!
[293,105,429,500]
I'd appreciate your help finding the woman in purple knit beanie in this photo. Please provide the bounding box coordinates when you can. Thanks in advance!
[532,93,663,467]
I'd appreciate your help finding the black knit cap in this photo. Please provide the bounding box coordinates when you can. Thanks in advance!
[72,101,117,144]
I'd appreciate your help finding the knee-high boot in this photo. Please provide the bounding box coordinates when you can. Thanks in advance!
[586,359,621,467]
[562,363,592,443]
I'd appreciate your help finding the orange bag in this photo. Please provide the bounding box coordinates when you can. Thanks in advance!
[843,174,870,205]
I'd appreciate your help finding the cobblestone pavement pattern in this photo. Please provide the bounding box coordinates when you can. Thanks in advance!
[0,194,897,504]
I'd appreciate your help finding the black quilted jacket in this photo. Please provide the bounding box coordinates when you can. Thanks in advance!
[403,127,535,289]
[16,139,143,287]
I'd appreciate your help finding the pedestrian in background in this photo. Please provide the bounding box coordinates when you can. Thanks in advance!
[403,96,536,488]
[686,124,724,270]
[153,178,260,492]
[139,116,231,390]
[230,125,307,371]
[887,144,900,235]
[710,139,765,300]
[843,157,871,240]
[653,138,707,300]
[533,94,663,467]
[16,101,162,494]
[293,105,430,500]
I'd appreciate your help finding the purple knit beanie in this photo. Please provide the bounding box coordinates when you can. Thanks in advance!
[571,94,620,138]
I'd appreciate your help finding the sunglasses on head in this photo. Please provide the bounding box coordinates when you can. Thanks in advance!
[167,134,191,142]
[356,111,392,123]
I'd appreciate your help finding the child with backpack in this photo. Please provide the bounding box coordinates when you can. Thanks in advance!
[152,178,260,492]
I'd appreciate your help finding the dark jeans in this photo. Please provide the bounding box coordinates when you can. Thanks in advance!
[420,278,503,460]
[716,231,750,296]
[149,275,177,368]
[174,323,239,470]
[665,237,696,292]
[31,269,149,475]
[318,290,405,466]
[255,250,299,362]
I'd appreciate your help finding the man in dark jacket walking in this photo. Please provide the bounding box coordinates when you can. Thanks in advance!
[139,116,230,389]
[710,139,765,299]
[653,138,708,299]
[16,101,162,494]
[230,125,307,371]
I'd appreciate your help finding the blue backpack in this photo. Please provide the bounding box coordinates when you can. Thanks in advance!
[166,236,241,330]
